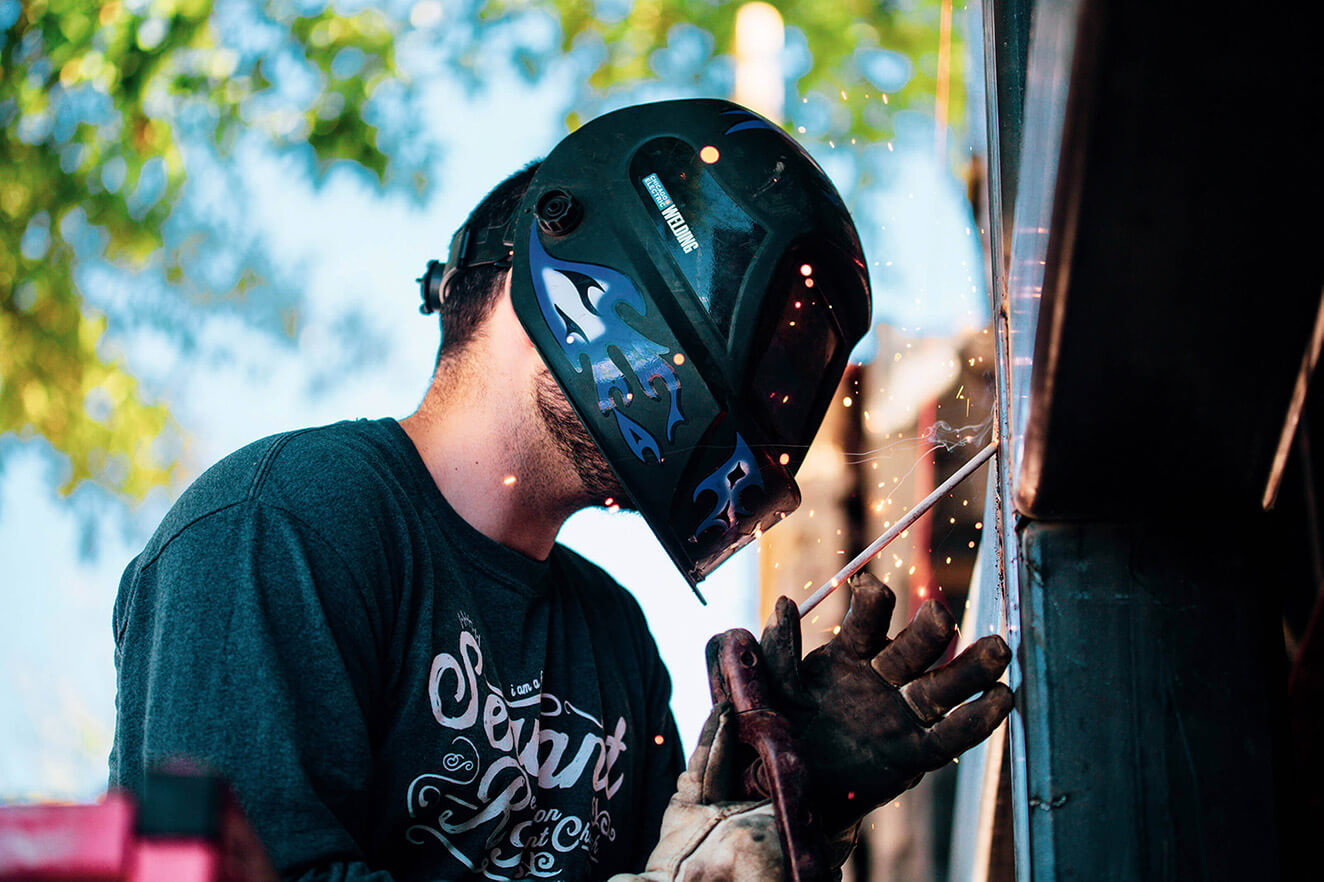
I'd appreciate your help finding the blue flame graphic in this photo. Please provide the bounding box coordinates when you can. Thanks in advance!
[691,433,765,540]
[528,229,683,462]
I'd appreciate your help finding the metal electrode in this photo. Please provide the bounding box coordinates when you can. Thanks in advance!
[798,440,999,617]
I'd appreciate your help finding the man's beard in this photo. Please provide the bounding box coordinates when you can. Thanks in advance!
[534,368,635,511]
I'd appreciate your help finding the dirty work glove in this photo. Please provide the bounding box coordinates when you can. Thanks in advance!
[610,702,785,882]
[761,572,1013,838]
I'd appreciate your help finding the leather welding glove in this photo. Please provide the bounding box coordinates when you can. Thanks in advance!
[610,701,785,882]
[760,572,1014,840]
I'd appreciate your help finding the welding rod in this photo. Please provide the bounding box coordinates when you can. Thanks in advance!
[798,439,999,617]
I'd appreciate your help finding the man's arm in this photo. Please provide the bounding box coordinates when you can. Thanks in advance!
[112,499,395,879]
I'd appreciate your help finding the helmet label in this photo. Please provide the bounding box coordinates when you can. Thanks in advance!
[631,142,767,335]
[641,173,699,254]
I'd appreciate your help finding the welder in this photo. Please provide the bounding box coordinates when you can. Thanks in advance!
[110,99,1012,881]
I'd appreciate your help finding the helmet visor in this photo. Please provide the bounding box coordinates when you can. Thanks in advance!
[745,239,853,474]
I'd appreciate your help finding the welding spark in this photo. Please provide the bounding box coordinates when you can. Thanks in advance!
[798,440,997,616]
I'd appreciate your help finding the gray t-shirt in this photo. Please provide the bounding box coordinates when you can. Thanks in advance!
[110,418,684,881]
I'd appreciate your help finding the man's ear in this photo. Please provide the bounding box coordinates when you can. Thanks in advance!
[494,271,541,360]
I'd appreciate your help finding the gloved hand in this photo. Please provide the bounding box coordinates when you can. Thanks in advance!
[760,572,1013,838]
[610,702,786,882]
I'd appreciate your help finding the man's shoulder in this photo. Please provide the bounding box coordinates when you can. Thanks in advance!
[246,417,420,511]
[142,418,418,561]
[552,543,624,590]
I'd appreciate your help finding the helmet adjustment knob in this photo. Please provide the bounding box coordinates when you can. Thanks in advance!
[417,259,445,314]
[535,189,581,236]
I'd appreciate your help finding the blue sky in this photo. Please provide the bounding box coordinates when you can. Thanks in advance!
[0,33,987,802]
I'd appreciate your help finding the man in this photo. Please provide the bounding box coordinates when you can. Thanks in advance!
[111,99,1011,880]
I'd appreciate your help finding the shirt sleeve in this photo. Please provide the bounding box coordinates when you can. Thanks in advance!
[110,499,396,880]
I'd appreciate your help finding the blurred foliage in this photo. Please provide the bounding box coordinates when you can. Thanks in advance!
[471,0,964,143]
[2,0,962,507]
[0,0,417,501]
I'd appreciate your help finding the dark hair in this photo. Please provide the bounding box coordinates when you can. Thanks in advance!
[434,160,542,366]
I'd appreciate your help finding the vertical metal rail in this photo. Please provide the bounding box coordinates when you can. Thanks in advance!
[980,2,1033,879]
[988,244,1031,882]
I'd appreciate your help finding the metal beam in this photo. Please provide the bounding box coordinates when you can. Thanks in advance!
[1017,520,1283,879]
[1011,0,1324,518]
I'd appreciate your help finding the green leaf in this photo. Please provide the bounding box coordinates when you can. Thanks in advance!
[1,0,422,506]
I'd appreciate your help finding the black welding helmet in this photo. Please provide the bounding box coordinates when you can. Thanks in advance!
[423,99,871,595]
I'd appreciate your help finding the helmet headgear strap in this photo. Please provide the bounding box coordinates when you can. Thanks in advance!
[417,218,516,315]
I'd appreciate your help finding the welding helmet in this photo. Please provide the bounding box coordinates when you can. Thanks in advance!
[419,99,871,596]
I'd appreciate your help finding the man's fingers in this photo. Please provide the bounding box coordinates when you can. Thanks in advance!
[836,574,895,660]
[760,596,806,703]
[871,600,957,685]
[678,701,741,805]
[923,684,1014,769]
[900,635,1011,724]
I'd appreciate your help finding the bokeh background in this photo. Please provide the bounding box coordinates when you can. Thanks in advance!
[1,0,995,876]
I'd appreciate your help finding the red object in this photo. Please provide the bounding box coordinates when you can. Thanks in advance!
[0,796,133,880]
[132,841,222,882]
[0,773,276,882]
